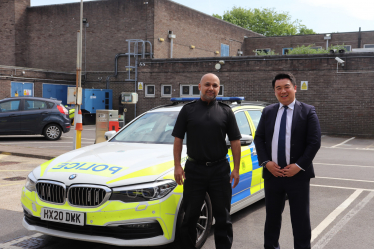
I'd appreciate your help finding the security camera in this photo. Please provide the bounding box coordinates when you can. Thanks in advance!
[335,57,345,64]
[330,49,337,53]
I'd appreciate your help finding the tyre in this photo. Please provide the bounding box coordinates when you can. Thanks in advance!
[43,124,62,140]
[171,193,213,249]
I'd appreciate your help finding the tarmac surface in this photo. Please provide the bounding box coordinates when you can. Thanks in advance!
[0,132,374,249]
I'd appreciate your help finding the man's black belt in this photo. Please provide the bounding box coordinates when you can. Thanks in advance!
[187,156,227,166]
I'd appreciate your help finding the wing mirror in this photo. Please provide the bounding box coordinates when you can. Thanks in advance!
[226,134,253,148]
[104,130,116,140]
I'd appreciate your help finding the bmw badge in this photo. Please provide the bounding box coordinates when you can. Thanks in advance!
[69,174,77,180]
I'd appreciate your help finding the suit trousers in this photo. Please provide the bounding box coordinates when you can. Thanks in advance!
[264,177,311,249]
[181,160,233,249]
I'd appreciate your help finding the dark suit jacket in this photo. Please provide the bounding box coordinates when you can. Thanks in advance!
[254,100,321,180]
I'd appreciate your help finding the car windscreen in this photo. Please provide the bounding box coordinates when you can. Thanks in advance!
[111,111,183,144]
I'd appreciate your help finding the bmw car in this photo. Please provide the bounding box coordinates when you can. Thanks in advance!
[21,97,267,248]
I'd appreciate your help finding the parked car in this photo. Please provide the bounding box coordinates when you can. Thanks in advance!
[21,97,267,248]
[0,97,71,140]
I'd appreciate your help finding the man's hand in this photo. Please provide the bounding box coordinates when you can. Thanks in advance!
[282,164,301,177]
[230,168,240,188]
[174,165,185,185]
[266,161,284,177]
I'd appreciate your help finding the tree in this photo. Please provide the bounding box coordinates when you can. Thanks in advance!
[213,7,316,36]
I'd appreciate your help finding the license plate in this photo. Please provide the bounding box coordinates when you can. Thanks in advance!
[41,208,85,226]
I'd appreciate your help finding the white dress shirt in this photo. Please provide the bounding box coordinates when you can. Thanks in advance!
[271,99,303,170]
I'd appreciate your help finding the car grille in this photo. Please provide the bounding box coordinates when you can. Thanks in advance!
[36,181,66,204]
[67,185,111,207]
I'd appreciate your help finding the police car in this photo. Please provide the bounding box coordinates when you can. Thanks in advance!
[21,97,267,248]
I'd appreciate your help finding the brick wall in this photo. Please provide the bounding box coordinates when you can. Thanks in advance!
[25,0,153,72]
[153,0,262,59]
[134,53,374,136]
[0,0,17,66]
[244,31,374,56]
[0,68,75,99]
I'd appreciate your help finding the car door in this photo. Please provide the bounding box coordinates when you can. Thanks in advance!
[245,109,264,192]
[0,100,22,134]
[20,99,49,134]
[229,110,254,204]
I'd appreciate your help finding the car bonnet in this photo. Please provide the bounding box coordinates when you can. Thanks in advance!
[33,142,183,188]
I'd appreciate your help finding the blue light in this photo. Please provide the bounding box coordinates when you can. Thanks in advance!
[171,97,244,102]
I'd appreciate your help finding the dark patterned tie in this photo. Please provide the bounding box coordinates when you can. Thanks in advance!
[278,106,288,168]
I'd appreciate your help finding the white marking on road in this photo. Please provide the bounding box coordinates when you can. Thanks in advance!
[61,136,95,141]
[321,146,374,151]
[316,176,374,183]
[0,183,24,187]
[0,154,9,160]
[314,162,374,168]
[0,141,93,144]
[312,191,374,249]
[0,170,30,172]
[0,233,44,249]
[330,137,355,148]
[311,189,363,242]
[311,184,374,192]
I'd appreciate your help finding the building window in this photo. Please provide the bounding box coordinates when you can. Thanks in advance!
[145,85,155,97]
[310,46,322,50]
[221,44,230,57]
[343,45,351,51]
[282,48,293,54]
[364,44,374,48]
[255,49,271,55]
[161,85,172,97]
[180,85,200,97]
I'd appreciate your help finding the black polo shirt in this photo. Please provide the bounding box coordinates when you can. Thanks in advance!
[172,99,241,162]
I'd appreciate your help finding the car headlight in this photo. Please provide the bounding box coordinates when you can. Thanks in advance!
[25,172,37,192]
[110,180,177,203]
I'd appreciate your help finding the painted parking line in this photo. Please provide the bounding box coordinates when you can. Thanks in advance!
[0,170,30,172]
[330,137,355,148]
[0,233,44,249]
[316,176,374,183]
[0,183,24,187]
[321,146,374,151]
[311,189,363,242]
[314,163,374,168]
[311,184,374,192]
[0,142,93,144]
[312,191,374,249]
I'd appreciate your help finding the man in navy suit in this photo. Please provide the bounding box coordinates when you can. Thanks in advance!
[254,73,321,249]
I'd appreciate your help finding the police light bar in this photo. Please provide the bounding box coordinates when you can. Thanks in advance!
[171,97,245,102]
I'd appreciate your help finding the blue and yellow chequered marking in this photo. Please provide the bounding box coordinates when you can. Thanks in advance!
[229,146,262,204]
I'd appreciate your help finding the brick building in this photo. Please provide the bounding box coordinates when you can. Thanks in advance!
[0,0,373,135]
[244,31,374,55]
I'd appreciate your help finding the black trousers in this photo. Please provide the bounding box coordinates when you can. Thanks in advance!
[264,177,311,249]
[181,160,233,249]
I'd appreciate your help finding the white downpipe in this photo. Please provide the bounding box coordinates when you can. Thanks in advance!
[170,38,173,58]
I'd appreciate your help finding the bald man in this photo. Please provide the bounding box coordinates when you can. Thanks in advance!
[172,73,241,249]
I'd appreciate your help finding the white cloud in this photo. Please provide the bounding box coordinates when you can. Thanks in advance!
[300,0,374,20]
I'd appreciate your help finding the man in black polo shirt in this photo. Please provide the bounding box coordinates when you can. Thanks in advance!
[172,73,242,249]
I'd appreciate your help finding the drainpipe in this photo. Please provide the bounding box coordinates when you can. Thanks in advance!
[168,31,176,58]
[358,27,362,48]
[105,53,127,89]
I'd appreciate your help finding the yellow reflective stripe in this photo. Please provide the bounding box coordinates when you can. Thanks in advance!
[100,201,138,212]
[251,168,262,187]
[106,160,174,185]
[160,194,181,240]
[40,159,55,177]
[232,106,263,112]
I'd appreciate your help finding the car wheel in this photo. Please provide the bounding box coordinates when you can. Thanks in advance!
[43,124,62,140]
[171,193,213,249]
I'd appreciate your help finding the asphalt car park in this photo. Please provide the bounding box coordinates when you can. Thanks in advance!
[1,135,374,249]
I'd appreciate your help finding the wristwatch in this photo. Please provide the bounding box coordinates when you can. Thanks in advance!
[260,160,270,168]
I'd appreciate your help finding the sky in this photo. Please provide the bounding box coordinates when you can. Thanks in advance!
[31,0,373,34]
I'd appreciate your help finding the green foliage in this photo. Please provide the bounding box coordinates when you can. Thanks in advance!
[213,7,316,36]
[253,50,279,56]
[286,44,348,55]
